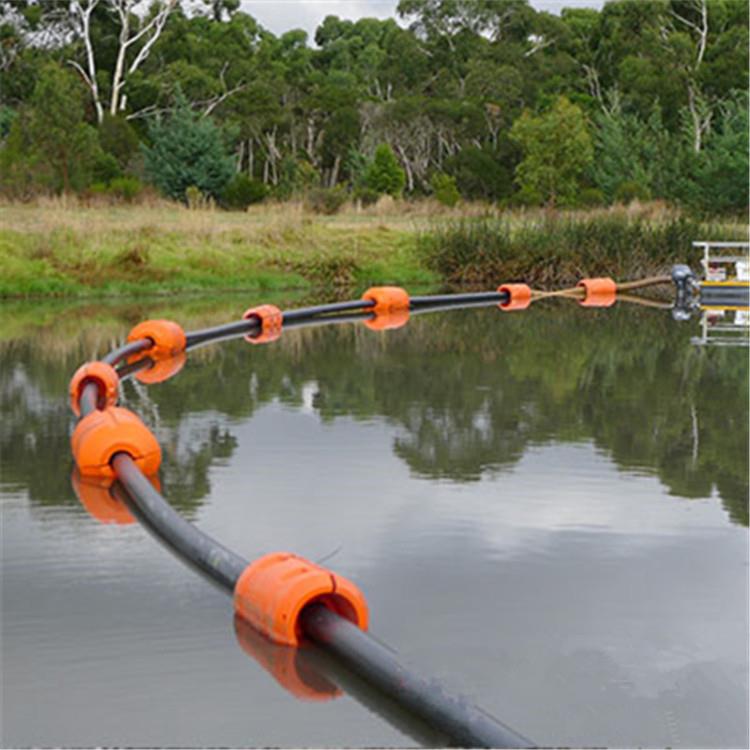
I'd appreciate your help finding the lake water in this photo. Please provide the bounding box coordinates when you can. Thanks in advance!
[1,294,748,748]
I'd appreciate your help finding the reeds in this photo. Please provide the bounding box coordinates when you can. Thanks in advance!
[417,208,748,286]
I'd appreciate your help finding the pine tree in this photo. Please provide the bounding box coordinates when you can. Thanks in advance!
[142,92,234,202]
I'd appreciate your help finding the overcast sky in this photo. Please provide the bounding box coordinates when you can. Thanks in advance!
[240,0,605,40]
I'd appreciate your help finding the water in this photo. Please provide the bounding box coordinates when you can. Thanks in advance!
[1,295,748,748]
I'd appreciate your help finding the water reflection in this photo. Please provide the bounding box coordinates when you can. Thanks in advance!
[1,299,747,526]
[2,295,748,748]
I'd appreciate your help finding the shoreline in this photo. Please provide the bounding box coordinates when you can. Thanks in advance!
[1,202,746,298]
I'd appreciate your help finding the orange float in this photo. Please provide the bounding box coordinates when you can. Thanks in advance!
[577,277,617,307]
[498,283,532,312]
[234,615,341,701]
[127,319,186,358]
[243,304,283,344]
[133,352,186,384]
[71,406,161,479]
[362,286,410,314]
[71,470,136,525]
[234,552,368,647]
[69,361,120,416]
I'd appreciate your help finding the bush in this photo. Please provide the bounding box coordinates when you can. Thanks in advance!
[99,114,140,170]
[108,176,143,202]
[92,152,122,184]
[364,144,406,197]
[352,185,380,207]
[276,156,319,199]
[614,180,651,204]
[430,172,460,207]
[221,173,267,210]
[305,186,348,215]
[185,184,214,210]
[578,187,605,207]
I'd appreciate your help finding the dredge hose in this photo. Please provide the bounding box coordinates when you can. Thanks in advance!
[75,289,533,749]
[69,278,675,747]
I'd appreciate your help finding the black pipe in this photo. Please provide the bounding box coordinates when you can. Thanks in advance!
[74,291,544,747]
[102,339,151,366]
[301,603,534,748]
[111,453,246,591]
[410,291,507,307]
[106,450,533,747]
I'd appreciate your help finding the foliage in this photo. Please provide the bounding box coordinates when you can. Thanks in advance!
[592,105,673,204]
[0,0,747,214]
[0,64,101,195]
[99,115,141,171]
[142,93,234,202]
[444,147,513,201]
[221,173,267,210]
[430,172,460,207]
[510,96,593,206]
[417,212,740,285]
[364,144,406,197]
[688,95,749,216]
[0,106,16,138]
[108,176,144,202]
[305,186,348,215]
[276,157,320,199]
[92,152,122,184]
[614,180,651,205]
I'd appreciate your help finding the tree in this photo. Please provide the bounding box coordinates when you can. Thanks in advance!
[510,96,592,205]
[142,92,234,201]
[68,0,177,123]
[1,63,100,194]
[364,143,406,197]
[591,103,675,203]
[689,94,749,214]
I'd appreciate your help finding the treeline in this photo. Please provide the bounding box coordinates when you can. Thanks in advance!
[0,0,747,214]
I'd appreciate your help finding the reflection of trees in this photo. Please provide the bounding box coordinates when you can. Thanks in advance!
[0,342,239,517]
[1,302,747,526]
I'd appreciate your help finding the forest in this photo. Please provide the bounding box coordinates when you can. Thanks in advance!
[0,0,748,215]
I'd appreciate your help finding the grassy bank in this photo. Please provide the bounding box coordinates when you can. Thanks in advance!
[0,201,442,297]
[1,200,746,297]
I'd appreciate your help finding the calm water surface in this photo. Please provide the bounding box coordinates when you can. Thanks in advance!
[1,295,748,748]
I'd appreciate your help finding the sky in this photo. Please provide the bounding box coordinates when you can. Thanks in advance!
[239,0,605,40]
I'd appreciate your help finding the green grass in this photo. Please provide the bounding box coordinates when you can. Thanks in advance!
[1,202,746,297]
[0,210,438,298]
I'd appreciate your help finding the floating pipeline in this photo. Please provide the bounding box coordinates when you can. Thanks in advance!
[68,276,687,748]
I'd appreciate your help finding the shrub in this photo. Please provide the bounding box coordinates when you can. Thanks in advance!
[305,186,348,215]
[221,173,267,210]
[510,96,593,206]
[92,152,122,184]
[352,185,380,207]
[276,156,319,199]
[99,114,140,170]
[364,144,406,197]
[108,176,143,202]
[578,187,605,207]
[614,180,651,204]
[185,185,214,210]
[430,172,460,207]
